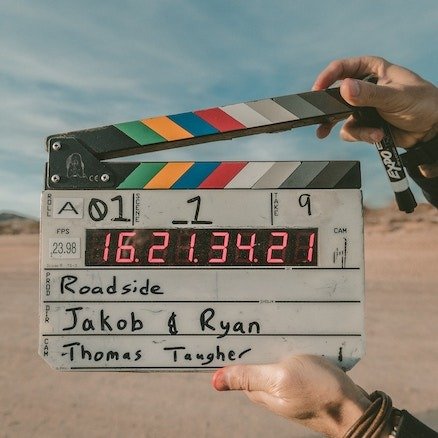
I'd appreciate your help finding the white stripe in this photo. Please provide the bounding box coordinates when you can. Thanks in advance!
[220,103,273,128]
[252,161,302,188]
[225,162,276,188]
[390,178,409,192]
[247,99,299,123]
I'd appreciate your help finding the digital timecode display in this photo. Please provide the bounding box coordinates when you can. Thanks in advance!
[85,228,318,267]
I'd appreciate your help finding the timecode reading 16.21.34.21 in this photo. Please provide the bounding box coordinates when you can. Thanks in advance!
[85,228,318,267]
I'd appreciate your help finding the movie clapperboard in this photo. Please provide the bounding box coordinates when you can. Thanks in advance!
[39,88,364,371]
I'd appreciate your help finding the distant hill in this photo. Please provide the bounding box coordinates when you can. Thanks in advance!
[0,211,39,235]
[364,203,437,231]
[0,212,31,222]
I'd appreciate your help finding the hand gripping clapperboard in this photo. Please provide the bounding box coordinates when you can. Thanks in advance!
[39,86,412,372]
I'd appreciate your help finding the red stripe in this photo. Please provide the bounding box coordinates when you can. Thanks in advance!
[194,108,246,132]
[198,162,248,188]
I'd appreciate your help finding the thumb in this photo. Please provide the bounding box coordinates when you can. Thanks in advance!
[212,364,275,392]
[340,78,399,110]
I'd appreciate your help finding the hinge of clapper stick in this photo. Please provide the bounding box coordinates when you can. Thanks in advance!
[46,87,355,190]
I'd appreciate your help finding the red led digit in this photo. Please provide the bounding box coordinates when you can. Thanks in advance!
[148,231,170,263]
[188,232,196,262]
[103,232,111,261]
[116,231,136,263]
[236,232,256,262]
[294,231,316,263]
[267,231,288,263]
[307,232,315,262]
[208,231,230,263]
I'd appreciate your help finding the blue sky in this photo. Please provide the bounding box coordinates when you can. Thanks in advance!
[1,0,437,217]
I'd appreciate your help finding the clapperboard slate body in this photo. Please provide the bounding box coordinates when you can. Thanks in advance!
[39,87,365,371]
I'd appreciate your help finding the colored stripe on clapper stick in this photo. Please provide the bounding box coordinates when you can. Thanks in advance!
[117,162,166,189]
[142,116,193,141]
[194,108,246,132]
[114,121,166,145]
[144,162,194,189]
[198,162,248,188]
[168,112,219,136]
[171,162,221,189]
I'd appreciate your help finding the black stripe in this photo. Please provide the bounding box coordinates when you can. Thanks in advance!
[273,94,324,118]
[325,88,353,108]
[306,161,358,188]
[280,162,329,188]
[65,125,141,159]
[299,91,352,114]
[335,162,361,189]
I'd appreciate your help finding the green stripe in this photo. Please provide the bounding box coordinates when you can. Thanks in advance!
[114,121,165,145]
[117,162,167,188]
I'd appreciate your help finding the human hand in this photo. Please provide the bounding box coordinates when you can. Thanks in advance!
[312,56,438,149]
[212,355,377,438]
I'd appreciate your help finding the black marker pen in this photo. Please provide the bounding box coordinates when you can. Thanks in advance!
[356,76,417,213]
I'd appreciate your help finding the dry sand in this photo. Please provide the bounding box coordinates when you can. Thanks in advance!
[1,209,437,437]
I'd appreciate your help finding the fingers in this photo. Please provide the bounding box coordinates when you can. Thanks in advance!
[212,363,276,392]
[316,116,384,143]
[339,78,400,110]
[316,122,336,139]
[340,115,384,143]
[312,56,396,142]
[312,56,388,90]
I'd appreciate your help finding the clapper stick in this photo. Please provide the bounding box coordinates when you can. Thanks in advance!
[46,85,416,212]
[47,88,352,161]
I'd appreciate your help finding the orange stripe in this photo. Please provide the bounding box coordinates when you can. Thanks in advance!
[141,116,193,141]
[144,162,194,188]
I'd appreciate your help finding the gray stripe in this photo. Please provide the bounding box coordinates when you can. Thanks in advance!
[246,99,299,123]
[280,162,330,188]
[307,162,357,188]
[299,91,352,114]
[273,94,325,118]
[252,162,301,188]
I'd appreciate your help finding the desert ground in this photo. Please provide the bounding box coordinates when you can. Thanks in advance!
[1,205,437,437]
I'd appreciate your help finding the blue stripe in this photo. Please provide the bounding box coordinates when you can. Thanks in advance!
[168,112,219,136]
[172,162,221,188]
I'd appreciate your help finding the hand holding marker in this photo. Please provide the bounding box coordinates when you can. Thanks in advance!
[313,56,438,213]
[356,75,417,213]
